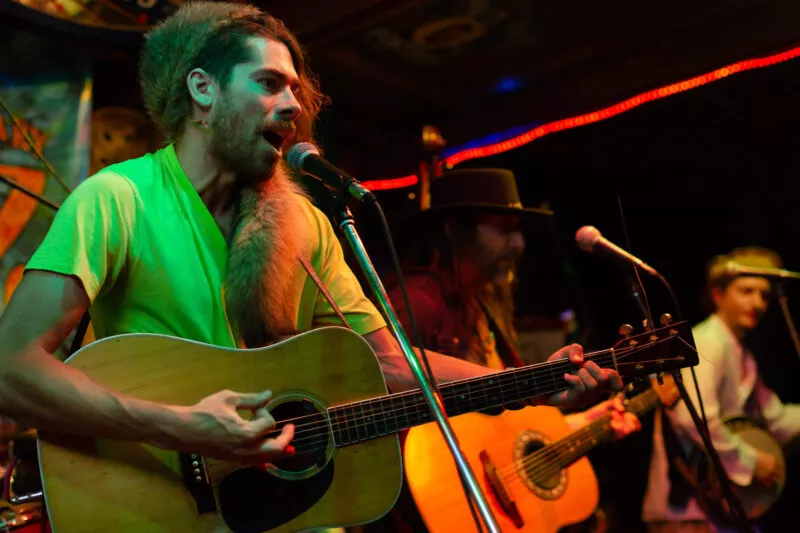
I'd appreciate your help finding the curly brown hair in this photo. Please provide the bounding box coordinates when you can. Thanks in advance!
[139,1,326,142]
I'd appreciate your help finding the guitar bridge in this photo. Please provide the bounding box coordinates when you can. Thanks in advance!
[179,453,217,515]
[479,450,523,528]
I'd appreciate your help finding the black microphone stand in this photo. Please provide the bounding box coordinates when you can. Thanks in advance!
[630,271,754,533]
[325,189,500,533]
[773,281,800,360]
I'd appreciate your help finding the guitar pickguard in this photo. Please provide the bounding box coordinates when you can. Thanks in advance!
[217,395,337,532]
[217,462,335,533]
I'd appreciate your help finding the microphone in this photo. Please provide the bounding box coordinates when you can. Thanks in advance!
[575,225,661,278]
[725,262,800,280]
[287,142,376,203]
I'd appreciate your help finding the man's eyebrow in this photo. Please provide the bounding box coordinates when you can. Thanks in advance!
[251,68,300,88]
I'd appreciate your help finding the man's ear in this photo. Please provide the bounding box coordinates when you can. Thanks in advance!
[710,286,724,308]
[187,68,215,109]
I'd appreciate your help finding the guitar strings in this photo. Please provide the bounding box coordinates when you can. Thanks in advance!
[258,343,637,432]
[496,392,672,488]
[276,349,629,445]
[265,340,672,448]
[497,417,614,485]
[262,345,625,424]
[282,355,669,452]
[272,341,679,452]
[495,390,662,481]
[273,361,623,451]
[278,336,671,443]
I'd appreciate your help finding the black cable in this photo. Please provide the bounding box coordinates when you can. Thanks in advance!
[370,200,438,387]
[369,198,486,533]
[671,371,754,532]
[657,270,751,531]
[656,273,709,425]
[617,196,655,330]
[615,195,749,531]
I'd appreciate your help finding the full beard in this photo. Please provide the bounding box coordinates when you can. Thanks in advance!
[224,161,310,347]
[209,95,279,183]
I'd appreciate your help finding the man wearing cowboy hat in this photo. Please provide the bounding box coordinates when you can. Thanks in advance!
[389,168,551,369]
[377,168,641,532]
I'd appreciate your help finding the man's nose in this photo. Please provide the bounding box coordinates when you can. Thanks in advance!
[509,230,525,253]
[276,88,302,121]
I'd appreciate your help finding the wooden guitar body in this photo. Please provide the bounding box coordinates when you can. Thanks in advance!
[38,328,401,533]
[404,407,598,533]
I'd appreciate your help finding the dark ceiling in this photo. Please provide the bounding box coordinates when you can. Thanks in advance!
[7,0,799,179]
[251,0,800,178]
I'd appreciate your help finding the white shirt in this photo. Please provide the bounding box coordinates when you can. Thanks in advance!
[642,313,800,523]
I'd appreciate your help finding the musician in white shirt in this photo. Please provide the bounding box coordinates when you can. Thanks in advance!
[643,246,800,533]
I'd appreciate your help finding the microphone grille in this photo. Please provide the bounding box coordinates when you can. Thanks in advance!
[575,225,601,252]
[286,142,320,172]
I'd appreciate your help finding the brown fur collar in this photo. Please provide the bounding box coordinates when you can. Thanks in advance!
[224,164,309,347]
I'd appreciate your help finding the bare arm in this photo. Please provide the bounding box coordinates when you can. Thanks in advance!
[0,271,292,462]
[364,327,493,387]
[364,327,622,407]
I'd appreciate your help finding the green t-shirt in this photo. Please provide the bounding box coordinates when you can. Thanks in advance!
[26,144,386,348]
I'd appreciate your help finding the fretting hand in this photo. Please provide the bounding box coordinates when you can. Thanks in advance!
[580,395,642,440]
[545,344,623,408]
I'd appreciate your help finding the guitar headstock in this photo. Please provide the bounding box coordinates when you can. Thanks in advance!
[611,314,698,381]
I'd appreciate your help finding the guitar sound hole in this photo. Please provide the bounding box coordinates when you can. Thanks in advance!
[269,397,331,478]
[521,440,560,490]
[514,429,568,500]
[217,395,336,532]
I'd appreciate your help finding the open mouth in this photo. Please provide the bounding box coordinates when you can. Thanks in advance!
[262,130,286,150]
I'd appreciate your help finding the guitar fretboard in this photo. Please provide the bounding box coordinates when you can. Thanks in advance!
[328,351,618,447]
[525,387,661,476]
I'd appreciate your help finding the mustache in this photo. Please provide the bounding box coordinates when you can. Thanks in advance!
[262,120,297,146]
[272,120,296,134]
[497,252,522,263]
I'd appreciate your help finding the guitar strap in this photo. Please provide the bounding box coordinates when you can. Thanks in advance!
[298,255,352,330]
[67,310,91,356]
[478,297,525,369]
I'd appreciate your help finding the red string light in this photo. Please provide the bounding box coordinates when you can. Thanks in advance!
[361,174,419,191]
[364,45,800,190]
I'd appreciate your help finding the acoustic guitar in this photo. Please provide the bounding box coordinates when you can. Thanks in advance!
[404,380,681,533]
[37,323,696,533]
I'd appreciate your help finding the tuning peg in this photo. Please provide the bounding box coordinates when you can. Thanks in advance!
[642,318,651,331]
[660,313,673,326]
[619,324,634,338]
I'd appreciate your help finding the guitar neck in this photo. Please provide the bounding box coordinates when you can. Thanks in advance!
[542,388,661,470]
[327,350,619,448]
